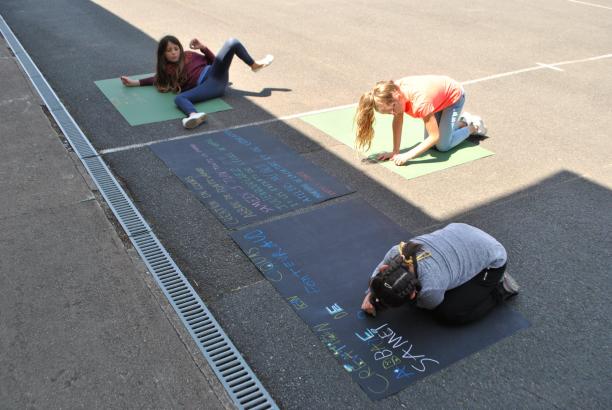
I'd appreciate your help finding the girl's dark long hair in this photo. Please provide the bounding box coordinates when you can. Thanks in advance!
[155,35,186,93]
[370,241,423,308]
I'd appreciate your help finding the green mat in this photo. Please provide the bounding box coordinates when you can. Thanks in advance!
[301,106,493,180]
[94,74,232,126]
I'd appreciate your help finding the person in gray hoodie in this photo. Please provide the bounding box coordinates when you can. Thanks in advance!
[361,223,519,324]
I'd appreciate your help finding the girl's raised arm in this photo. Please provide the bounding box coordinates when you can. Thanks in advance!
[189,38,216,60]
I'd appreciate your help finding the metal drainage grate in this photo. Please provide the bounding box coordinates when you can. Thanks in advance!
[0,14,278,410]
[82,156,151,238]
[29,74,63,112]
[48,109,97,158]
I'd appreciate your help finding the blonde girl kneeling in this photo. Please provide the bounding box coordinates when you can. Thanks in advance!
[355,76,486,165]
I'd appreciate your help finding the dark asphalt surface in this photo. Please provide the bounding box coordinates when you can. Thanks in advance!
[1,0,610,408]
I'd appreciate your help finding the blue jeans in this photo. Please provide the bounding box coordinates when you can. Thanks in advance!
[425,91,469,152]
[174,38,255,114]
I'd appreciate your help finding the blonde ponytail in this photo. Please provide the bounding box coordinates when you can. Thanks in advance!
[354,80,400,152]
[355,91,376,152]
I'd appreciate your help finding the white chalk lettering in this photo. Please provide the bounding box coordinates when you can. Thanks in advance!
[355,328,376,342]
[326,303,343,315]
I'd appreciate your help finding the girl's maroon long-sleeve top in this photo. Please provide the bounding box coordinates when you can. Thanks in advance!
[139,47,216,91]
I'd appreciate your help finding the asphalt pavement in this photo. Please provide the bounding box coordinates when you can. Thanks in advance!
[0,0,611,408]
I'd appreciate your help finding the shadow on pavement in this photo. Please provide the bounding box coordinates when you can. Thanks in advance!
[1,1,610,408]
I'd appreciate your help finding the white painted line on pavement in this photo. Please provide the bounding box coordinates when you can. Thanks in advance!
[536,63,564,72]
[100,103,357,154]
[101,53,612,155]
[550,53,612,66]
[568,0,612,11]
[460,66,544,86]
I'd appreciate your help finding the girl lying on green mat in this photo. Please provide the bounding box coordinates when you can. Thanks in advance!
[355,76,486,165]
[121,35,273,129]
[361,223,519,325]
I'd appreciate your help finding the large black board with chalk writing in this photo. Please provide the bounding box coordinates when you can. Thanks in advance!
[151,126,353,228]
[230,198,530,400]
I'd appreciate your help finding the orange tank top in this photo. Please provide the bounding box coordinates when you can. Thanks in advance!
[399,75,463,119]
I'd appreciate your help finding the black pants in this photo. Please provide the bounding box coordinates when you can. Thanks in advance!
[433,264,506,325]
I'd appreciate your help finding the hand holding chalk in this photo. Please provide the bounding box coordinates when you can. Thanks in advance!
[361,292,377,317]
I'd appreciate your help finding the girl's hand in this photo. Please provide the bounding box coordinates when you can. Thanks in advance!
[120,76,139,87]
[361,293,376,317]
[189,38,205,50]
[377,151,398,161]
[393,153,411,166]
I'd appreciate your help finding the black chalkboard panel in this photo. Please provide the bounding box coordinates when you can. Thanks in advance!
[230,198,530,400]
[151,127,353,228]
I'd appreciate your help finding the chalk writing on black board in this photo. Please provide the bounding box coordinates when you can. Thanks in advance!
[243,229,320,294]
[191,136,324,213]
[287,296,308,310]
[314,322,390,394]
[356,323,440,373]
[152,127,352,228]
[230,198,530,400]
[246,247,282,282]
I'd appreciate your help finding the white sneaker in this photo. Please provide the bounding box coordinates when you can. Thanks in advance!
[252,54,274,72]
[458,111,472,127]
[182,112,207,129]
[501,273,520,300]
[470,115,488,136]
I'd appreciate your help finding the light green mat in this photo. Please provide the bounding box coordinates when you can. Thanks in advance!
[301,106,493,180]
[94,74,232,126]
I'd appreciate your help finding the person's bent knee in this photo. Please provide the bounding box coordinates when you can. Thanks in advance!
[225,37,240,47]
[435,142,452,152]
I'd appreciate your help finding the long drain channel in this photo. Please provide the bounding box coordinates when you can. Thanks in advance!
[0,15,277,410]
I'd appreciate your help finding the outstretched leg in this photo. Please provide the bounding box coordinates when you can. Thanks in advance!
[174,78,226,115]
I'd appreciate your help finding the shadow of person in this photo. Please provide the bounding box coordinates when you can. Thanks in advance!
[361,155,450,166]
[467,134,489,146]
[360,140,488,166]
[227,87,292,98]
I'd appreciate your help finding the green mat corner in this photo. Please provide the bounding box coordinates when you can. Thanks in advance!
[94,74,232,126]
[300,106,493,180]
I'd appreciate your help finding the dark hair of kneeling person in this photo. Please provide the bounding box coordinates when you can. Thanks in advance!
[361,223,520,325]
